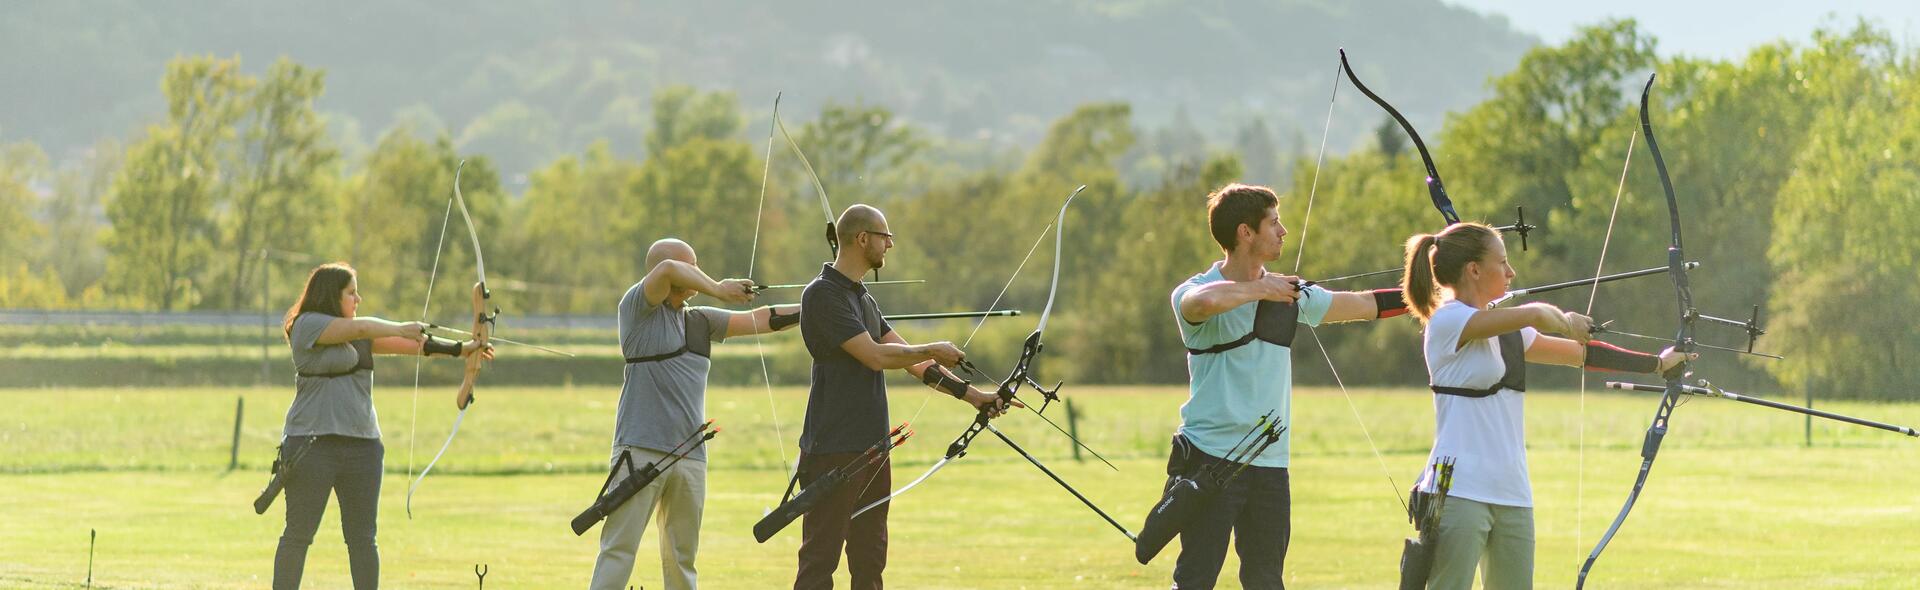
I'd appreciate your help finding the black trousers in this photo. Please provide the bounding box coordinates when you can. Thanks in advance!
[1171,448,1292,590]
[794,451,892,590]
[273,435,383,589]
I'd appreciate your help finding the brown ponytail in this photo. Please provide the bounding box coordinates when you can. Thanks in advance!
[1402,234,1440,322]
[1401,223,1500,323]
[284,262,356,339]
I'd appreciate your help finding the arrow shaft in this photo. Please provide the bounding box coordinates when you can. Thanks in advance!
[754,279,926,292]
[883,310,1021,321]
[1505,263,1695,299]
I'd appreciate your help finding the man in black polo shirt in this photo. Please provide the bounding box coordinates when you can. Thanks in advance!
[794,204,1007,590]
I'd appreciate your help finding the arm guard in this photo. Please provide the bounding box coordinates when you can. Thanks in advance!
[1584,340,1660,374]
[422,334,466,357]
[921,367,969,399]
[768,307,800,331]
[1373,288,1409,319]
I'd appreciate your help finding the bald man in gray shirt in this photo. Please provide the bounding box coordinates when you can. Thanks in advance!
[590,238,799,590]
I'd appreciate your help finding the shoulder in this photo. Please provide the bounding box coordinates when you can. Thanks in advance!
[1423,300,1474,342]
[293,311,338,330]
[686,305,729,324]
[1172,265,1224,299]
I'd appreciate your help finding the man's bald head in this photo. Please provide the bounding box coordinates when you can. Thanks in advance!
[645,238,697,270]
[836,204,887,245]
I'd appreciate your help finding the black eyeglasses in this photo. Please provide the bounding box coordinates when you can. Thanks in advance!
[860,230,895,240]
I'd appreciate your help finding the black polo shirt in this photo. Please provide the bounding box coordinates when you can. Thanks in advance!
[798,263,895,454]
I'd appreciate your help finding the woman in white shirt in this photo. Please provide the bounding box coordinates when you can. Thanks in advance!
[1400,222,1690,590]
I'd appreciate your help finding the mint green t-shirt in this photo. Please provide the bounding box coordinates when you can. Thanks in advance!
[1170,262,1331,468]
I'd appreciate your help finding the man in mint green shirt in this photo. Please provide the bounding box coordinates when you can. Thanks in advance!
[1167,183,1410,589]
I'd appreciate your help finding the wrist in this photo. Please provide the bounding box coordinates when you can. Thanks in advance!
[421,335,466,357]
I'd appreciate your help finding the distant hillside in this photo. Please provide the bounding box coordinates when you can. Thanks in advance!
[2,0,1534,176]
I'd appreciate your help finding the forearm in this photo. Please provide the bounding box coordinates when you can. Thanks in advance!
[863,342,936,371]
[371,336,423,355]
[317,317,408,344]
[1459,306,1549,343]
[727,304,801,338]
[666,260,727,298]
[1180,282,1265,322]
[1322,290,1396,323]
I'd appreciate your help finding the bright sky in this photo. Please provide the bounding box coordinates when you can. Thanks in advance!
[1448,0,1920,59]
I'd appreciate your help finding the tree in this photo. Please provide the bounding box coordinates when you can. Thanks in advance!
[104,56,251,310]
[1234,116,1282,185]
[221,58,339,309]
[795,101,926,206]
[509,141,639,313]
[342,130,501,320]
[44,139,119,301]
[1765,25,1914,399]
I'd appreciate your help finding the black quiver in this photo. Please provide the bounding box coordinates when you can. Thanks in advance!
[753,465,856,543]
[572,450,666,535]
[1134,474,1214,564]
[253,437,315,515]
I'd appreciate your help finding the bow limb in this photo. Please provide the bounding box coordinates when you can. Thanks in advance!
[847,186,1095,516]
[849,456,955,520]
[773,100,839,259]
[749,94,794,489]
[1577,73,1694,588]
[407,160,493,518]
[1339,48,1460,225]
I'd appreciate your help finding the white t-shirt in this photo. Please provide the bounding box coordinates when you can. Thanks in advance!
[1416,300,1539,507]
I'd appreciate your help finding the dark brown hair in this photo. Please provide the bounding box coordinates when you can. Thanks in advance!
[283,262,356,338]
[1401,223,1499,322]
[1205,183,1279,251]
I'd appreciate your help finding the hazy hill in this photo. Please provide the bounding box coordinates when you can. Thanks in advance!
[3,0,1534,176]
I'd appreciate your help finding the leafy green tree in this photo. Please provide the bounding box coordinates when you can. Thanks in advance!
[794,101,926,206]
[43,139,119,301]
[1065,154,1240,383]
[645,85,744,156]
[343,130,502,321]
[1234,116,1283,186]
[627,136,760,281]
[220,58,339,309]
[509,141,639,313]
[1765,25,1914,398]
[104,56,251,310]
[0,134,47,268]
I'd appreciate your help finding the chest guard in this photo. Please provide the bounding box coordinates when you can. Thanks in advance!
[1430,331,1527,398]
[1186,300,1300,355]
[624,311,715,364]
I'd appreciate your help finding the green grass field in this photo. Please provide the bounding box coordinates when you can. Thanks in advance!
[4,385,1917,588]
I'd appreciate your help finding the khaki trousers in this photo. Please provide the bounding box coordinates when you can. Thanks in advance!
[1427,496,1534,590]
[590,445,706,590]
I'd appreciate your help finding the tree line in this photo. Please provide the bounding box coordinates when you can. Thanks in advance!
[2,20,1914,398]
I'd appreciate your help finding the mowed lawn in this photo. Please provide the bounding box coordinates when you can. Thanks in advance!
[3,385,1917,588]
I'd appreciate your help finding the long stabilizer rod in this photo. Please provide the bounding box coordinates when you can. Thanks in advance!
[984,423,1137,541]
[1606,381,1919,436]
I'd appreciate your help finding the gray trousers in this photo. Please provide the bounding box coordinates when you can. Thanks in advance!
[590,445,706,590]
[1427,496,1534,590]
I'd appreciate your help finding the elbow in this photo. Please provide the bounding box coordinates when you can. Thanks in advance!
[857,357,888,372]
[1179,298,1215,324]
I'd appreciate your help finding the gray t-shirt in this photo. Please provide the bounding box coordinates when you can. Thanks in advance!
[284,312,380,439]
[614,282,730,461]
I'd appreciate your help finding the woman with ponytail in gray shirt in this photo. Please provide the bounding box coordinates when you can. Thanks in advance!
[272,262,491,589]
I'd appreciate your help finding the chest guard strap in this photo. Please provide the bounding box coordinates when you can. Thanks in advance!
[1431,331,1527,398]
